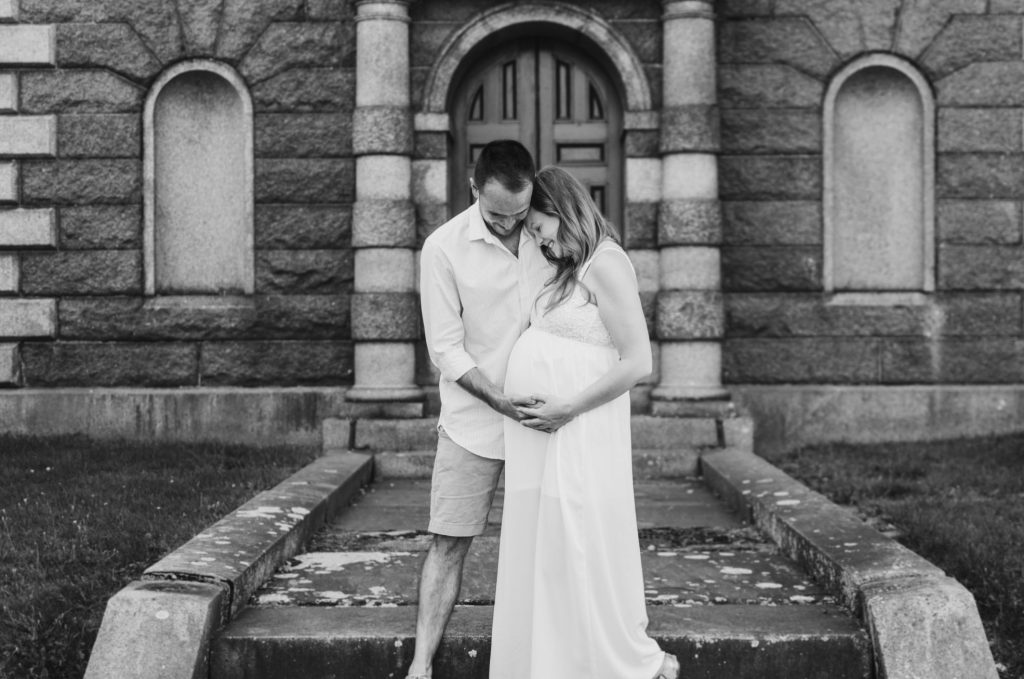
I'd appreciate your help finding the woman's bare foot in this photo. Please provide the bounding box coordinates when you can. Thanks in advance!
[653,652,680,679]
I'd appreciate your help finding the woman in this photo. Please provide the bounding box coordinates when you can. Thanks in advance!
[490,167,680,679]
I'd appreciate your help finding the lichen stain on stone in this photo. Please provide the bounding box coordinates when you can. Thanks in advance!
[236,506,284,519]
[255,592,293,605]
[720,566,753,575]
[285,551,414,574]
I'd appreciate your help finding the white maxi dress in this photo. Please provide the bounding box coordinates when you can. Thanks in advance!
[490,243,666,679]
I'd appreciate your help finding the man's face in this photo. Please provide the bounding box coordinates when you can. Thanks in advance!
[472,178,532,238]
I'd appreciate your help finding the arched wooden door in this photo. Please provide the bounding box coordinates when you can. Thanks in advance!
[450,40,623,228]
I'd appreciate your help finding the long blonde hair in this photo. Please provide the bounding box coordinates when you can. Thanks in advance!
[531,166,618,313]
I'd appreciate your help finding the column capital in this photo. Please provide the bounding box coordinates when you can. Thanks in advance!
[662,0,714,21]
[355,0,413,22]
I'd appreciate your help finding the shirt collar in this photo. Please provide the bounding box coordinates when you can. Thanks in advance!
[467,201,492,242]
[467,200,539,253]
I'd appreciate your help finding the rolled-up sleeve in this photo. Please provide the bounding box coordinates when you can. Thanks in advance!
[420,238,477,382]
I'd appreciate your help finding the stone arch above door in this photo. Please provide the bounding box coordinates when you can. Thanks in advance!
[420,2,652,115]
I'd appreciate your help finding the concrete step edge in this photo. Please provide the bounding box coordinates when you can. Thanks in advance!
[84,452,374,678]
[211,605,872,679]
[698,446,999,679]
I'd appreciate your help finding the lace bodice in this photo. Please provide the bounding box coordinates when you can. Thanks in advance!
[529,242,632,348]
[531,284,614,347]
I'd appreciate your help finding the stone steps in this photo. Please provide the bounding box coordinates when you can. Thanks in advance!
[211,605,872,679]
[208,475,874,679]
[372,447,703,479]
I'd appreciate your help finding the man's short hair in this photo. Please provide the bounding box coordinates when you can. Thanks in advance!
[473,140,535,193]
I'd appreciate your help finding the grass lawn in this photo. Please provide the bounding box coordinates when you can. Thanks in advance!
[0,434,317,679]
[763,435,1024,679]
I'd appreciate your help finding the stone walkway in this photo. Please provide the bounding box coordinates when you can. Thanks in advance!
[212,473,872,678]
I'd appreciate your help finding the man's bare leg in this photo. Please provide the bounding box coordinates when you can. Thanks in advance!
[406,534,474,677]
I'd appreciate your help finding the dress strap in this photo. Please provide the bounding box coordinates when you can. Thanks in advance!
[579,240,633,280]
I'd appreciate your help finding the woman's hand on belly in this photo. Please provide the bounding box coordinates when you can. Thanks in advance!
[516,393,575,433]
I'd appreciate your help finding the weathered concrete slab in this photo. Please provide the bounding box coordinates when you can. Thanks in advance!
[212,605,872,679]
[0,387,351,447]
[331,478,741,533]
[251,534,829,608]
[700,447,947,605]
[731,384,1024,458]
[251,478,825,609]
[863,576,998,679]
[84,580,225,679]
[634,478,745,528]
[700,446,999,679]
[144,452,373,620]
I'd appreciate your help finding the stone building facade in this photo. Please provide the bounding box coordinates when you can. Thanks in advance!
[3,0,1024,448]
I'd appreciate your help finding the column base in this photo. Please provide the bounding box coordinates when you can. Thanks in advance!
[344,385,425,403]
[650,395,735,419]
[651,385,731,401]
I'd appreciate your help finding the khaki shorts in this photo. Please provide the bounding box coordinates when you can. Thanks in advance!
[429,427,504,537]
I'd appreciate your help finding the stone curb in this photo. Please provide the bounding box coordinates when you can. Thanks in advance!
[698,446,999,679]
[212,604,872,679]
[84,451,373,679]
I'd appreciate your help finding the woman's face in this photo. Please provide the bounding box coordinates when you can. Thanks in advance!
[526,209,563,258]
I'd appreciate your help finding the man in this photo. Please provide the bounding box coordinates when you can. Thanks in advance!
[406,140,552,679]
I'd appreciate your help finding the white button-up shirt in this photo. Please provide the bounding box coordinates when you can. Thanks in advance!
[420,202,552,459]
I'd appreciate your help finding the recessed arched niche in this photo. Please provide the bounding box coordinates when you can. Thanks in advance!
[824,54,934,295]
[144,60,254,295]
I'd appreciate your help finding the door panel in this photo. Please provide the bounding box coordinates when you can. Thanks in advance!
[450,40,622,229]
[452,43,536,211]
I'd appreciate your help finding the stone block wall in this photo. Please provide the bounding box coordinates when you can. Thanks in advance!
[718,0,1024,385]
[407,0,664,391]
[0,0,356,387]
[4,0,1022,392]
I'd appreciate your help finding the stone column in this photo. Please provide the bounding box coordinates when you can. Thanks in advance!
[0,14,58,386]
[652,0,728,407]
[346,0,423,403]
